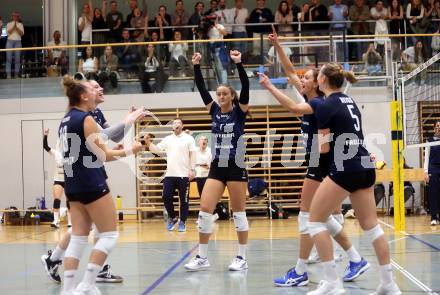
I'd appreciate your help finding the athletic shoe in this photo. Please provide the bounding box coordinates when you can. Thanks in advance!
[40,250,62,283]
[73,282,101,295]
[166,218,178,231]
[430,220,438,226]
[343,258,370,281]
[228,256,248,271]
[178,221,186,232]
[184,255,210,271]
[370,282,402,295]
[274,268,309,287]
[51,222,60,229]
[96,264,123,283]
[306,279,345,295]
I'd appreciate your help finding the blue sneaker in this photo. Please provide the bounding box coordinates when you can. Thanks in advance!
[274,268,308,287]
[178,221,186,232]
[167,218,178,231]
[343,257,370,282]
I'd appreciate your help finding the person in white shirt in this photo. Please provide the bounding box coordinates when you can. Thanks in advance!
[215,0,234,37]
[6,11,24,79]
[78,0,93,44]
[169,30,191,77]
[267,45,292,77]
[195,136,212,196]
[46,30,68,76]
[231,0,249,57]
[370,0,388,54]
[146,118,196,232]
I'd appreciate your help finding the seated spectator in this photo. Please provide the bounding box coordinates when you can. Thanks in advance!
[98,46,119,93]
[92,1,108,56]
[6,11,24,79]
[275,1,294,34]
[77,46,98,80]
[362,43,382,75]
[155,5,173,41]
[116,29,141,78]
[106,0,123,42]
[370,0,388,55]
[46,30,68,76]
[169,30,191,77]
[171,0,190,39]
[248,0,274,57]
[78,1,93,44]
[145,18,168,63]
[140,44,168,93]
[131,8,146,42]
[431,24,440,55]
[204,0,218,16]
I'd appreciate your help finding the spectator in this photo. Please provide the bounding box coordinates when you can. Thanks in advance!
[248,0,274,57]
[215,0,234,38]
[77,46,98,80]
[78,1,93,44]
[275,1,294,34]
[267,44,292,76]
[423,0,438,54]
[370,0,388,54]
[116,29,141,77]
[145,18,168,63]
[92,1,108,57]
[309,0,329,31]
[140,44,168,93]
[126,0,146,26]
[155,5,173,41]
[402,40,427,83]
[131,9,146,42]
[349,0,371,60]
[287,0,301,31]
[431,24,440,55]
[406,0,425,45]
[169,30,191,77]
[106,0,123,42]
[300,3,311,31]
[194,135,212,196]
[46,30,68,76]
[208,21,229,84]
[171,0,190,38]
[205,0,219,16]
[98,46,119,93]
[231,0,249,57]
[329,0,349,61]
[362,43,382,75]
[6,11,24,79]
[188,2,205,29]
[388,0,404,43]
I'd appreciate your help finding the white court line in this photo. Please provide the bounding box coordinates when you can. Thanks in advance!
[378,219,439,294]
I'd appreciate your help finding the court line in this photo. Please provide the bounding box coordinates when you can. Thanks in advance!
[140,244,198,295]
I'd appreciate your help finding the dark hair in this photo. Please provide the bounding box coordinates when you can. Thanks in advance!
[159,5,167,11]
[321,62,357,89]
[81,46,95,60]
[308,68,325,97]
[195,1,204,9]
[176,0,183,5]
[278,1,289,17]
[375,0,383,4]
[217,84,252,118]
[63,75,88,107]
[110,0,117,5]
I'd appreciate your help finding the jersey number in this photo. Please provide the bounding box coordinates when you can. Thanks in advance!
[59,126,69,153]
[347,105,360,132]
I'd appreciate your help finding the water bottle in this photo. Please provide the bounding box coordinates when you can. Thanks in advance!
[41,197,46,210]
[35,214,40,225]
[35,198,41,209]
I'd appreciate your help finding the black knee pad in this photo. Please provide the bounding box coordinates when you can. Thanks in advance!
[53,199,61,209]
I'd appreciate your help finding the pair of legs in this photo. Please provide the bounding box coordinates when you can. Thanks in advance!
[46,56,69,76]
[162,177,189,228]
[6,40,22,78]
[52,183,65,227]
[98,71,118,90]
[169,56,191,77]
[428,172,440,223]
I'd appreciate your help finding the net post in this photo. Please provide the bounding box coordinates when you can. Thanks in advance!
[390,100,406,232]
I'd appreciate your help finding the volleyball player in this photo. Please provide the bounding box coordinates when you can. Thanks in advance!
[43,128,71,229]
[306,63,401,294]
[183,50,250,271]
[58,76,142,295]
[424,121,440,225]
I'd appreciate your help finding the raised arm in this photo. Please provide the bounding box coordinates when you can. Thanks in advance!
[43,128,51,152]
[192,52,214,112]
[230,50,249,113]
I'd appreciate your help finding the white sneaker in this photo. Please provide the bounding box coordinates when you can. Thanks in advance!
[307,279,345,295]
[73,282,101,295]
[371,282,402,295]
[430,220,438,226]
[228,256,248,271]
[184,255,210,271]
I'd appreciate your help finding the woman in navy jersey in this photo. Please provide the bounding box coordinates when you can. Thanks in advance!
[259,29,369,288]
[306,63,401,295]
[424,121,440,225]
[59,76,142,295]
[184,50,250,272]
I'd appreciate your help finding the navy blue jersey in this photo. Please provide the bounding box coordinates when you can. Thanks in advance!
[210,103,246,165]
[315,92,373,173]
[59,108,108,194]
[90,108,107,128]
[302,96,324,154]
[428,137,440,174]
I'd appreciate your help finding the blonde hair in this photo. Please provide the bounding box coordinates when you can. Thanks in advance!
[321,62,357,89]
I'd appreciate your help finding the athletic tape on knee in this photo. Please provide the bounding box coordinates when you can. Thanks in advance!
[364,224,384,243]
[332,213,344,225]
[198,211,214,234]
[233,211,249,232]
[298,211,310,234]
[93,231,119,255]
[307,222,327,237]
[53,199,61,209]
[65,235,88,260]
[326,215,343,237]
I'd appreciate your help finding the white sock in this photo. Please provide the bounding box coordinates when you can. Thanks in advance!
[322,260,338,282]
[295,258,307,275]
[198,244,208,258]
[82,263,102,286]
[333,213,344,225]
[379,264,393,284]
[63,269,77,292]
[345,246,361,263]
[50,246,65,261]
[67,212,72,225]
[238,244,247,259]
[53,212,60,224]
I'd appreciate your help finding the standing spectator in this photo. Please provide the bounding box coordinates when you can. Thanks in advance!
[205,0,219,16]
[146,118,196,232]
[388,0,404,45]
[92,1,108,57]
[77,46,98,80]
[126,0,145,26]
[208,21,229,84]
[216,0,234,38]
[329,0,349,61]
[106,0,123,42]
[78,1,93,44]
[140,44,168,93]
[248,0,274,57]
[431,23,440,55]
[300,3,311,31]
[146,17,168,63]
[169,30,191,77]
[116,29,140,77]
[46,30,68,76]
[155,5,173,41]
[131,9,146,42]
[6,11,24,79]
[275,1,294,34]
[171,0,190,38]
[231,0,248,57]
[362,42,382,75]
[195,136,212,196]
[287,0,301,31]
[349,0,371,60]
[423,0,438,54]
[189,2,205,29]
[309,0,329,31]
[406,0,425,45]
[98,46,119,93]
[370,0,388,55]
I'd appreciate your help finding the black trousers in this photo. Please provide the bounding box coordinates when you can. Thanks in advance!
[98,71,118,89]
[162,177,189,222]
[428,173,440,220]
[196,177,207,197]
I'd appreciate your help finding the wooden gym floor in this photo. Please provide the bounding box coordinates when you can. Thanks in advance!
[0,215,439,294]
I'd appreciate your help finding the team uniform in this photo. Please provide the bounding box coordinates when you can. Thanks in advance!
[424,137,440,224]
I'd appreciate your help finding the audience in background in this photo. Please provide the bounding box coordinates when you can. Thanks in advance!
[77,46,98,80]
[171,0,190,38]
[215,0,234,38]
[362,43,382,75]
[231,0,249,58]
[78,1,93,44]
[275,1,294,34]
[205,0,219,16]
[6,11,24,79]
[46,30,68,76]
[155,5,173,41]
[140,44,168,93]
[349,0,371,60]
[168,30,191,77]
[130,8,146,42]
[106,0,124,42]
[188,2,205,29]
[116,29,140,78]
[98,46,119,93]
[92,1,108,56]
[248,0,274,57]
[389,0,404,45]
[371,0,388,54]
